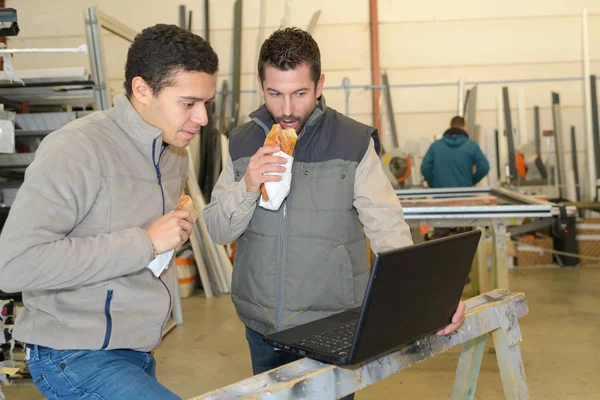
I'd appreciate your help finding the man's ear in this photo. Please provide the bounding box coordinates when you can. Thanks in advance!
[131,76,153,105]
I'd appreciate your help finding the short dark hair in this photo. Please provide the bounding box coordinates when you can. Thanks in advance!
[258,27,321,85]
[124,24,219,98]
[451,116,466,127]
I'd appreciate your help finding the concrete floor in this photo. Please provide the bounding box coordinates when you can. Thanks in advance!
[6,266,600,399]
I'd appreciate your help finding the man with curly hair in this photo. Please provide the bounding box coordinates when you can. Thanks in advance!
[0,24,218,399]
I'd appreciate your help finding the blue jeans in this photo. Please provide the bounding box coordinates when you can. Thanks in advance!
[26,344,181,400]
[245,327,355,400]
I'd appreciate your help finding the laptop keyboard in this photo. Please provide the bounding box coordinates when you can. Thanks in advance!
[298,320,357,356]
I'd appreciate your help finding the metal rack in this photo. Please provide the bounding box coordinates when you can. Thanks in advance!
[84,6,137,111]
[0,11,181,384]
[0,13,97,177]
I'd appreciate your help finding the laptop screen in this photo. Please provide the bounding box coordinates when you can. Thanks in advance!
[350,230,481,363]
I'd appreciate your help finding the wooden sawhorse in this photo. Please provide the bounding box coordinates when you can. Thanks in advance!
[193,290,529,399]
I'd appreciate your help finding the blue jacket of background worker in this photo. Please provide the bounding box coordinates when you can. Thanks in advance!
[421,122,490,188]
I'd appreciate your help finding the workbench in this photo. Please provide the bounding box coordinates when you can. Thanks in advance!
[397,186,576,292]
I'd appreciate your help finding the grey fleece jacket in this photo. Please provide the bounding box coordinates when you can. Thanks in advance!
[0,94,188,351]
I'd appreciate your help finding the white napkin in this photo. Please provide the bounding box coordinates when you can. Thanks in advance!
[259,151,294,211]
[147,249,175,278]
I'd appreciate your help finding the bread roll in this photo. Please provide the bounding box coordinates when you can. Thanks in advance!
[175,195,199,222]
[261,124,298,201]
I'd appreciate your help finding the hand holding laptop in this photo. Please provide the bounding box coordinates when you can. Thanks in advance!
[436,300,466,336]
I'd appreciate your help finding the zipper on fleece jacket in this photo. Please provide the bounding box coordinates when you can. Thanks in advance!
[101,290,114,349]
[152,138,168,214]
[152,138,173,347]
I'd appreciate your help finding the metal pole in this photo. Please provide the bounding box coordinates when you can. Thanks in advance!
[464,86,477,139]
[457,79,464,117]
[178,5,186,28]
[342,77,351,116]
[462,89,470,118]
[516,87,527,148]
[534,106,541,157]
[251,0,266,110]
[280,0,291,27]
[307,10,321,35]
[495,129,501,181]
[591,75,600,188]
[204,0,210,41]
[502,87,517,179]
[84,7,110,110]
[0,46,88,54]
[485,128,498,187]
[369,0,382,141]
[552,92,566,198]
[382,72,398,148]
[546,134,553,186]
[582,9,596,201]
[571,126,582,206]
[231,0,242,127]
[496,88,505,178]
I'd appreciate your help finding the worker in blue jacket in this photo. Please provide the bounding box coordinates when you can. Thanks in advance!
[421,116,490,188]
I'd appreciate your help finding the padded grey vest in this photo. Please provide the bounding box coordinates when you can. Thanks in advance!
[229,98,380,335]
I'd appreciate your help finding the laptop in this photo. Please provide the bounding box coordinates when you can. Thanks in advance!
[263,229,481,366]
